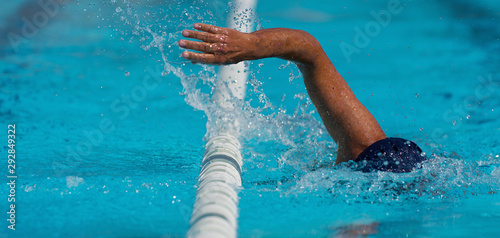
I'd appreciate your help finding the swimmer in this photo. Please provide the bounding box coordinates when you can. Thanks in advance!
[178,23,426,173]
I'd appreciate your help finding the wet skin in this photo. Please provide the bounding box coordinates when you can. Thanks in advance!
[179,23,386,165]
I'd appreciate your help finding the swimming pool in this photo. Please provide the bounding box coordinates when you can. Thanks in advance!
[1,0,499,237]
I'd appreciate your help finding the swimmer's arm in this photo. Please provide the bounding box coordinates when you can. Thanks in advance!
[179,23,386,164]
[178,23,317,65]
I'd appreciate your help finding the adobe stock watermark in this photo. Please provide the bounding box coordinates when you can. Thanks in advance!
[52,64,166,176]
[7,0,71,53]
[431,73,499,144]
[340,0,405,63]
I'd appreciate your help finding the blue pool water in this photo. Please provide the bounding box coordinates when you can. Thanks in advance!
[1,0,499,237]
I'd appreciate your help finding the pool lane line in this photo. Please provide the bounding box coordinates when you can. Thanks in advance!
[186,0,257,237]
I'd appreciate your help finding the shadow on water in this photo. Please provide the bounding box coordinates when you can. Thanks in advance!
[0,0,68,56]
[438,0,500,70]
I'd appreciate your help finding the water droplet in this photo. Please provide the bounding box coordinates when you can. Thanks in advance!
[115,7,122,13]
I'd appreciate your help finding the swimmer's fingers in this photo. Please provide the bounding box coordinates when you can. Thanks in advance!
[178,40,217,53]
[193,23,227,35]
[182,51,224,65]
[180,23,249,64]
[182,29,227,43]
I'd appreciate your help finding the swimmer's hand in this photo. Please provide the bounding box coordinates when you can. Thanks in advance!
[179,23,324,65]
[179,23,261,65]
